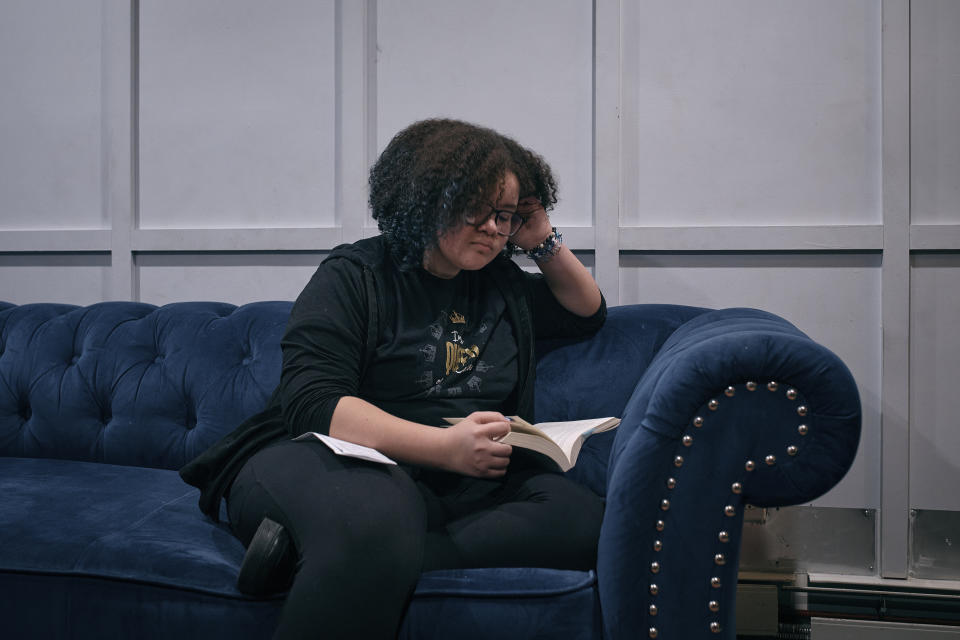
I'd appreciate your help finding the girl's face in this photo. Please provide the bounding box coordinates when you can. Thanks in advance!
[423,171,519,279]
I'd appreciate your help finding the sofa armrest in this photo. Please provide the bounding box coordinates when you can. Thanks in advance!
[597,308,861,640]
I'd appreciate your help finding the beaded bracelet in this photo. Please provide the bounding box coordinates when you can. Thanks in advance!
[526,227,563,262]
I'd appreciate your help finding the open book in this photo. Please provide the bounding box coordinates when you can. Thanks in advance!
[444,416,620,472]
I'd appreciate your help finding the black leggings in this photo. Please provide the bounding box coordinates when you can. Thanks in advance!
[227,439,604,640]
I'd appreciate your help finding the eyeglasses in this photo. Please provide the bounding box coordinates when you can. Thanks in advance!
[463,206,525,237]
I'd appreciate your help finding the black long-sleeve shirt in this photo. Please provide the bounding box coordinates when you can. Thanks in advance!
[181,235,606,519]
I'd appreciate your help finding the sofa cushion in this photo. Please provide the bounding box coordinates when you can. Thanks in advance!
[402,568,601,640]
[0,457,247,593]
[1,456,602,639]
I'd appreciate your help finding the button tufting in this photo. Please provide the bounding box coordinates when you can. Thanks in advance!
[154,355,164,364]
[70,355,80,365]
[185,406,198,429]
[242,356,253,366]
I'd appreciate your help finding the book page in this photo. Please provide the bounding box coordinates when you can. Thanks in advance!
[292,432,397,465]
[534,418,618,458]
[442,416,618,460]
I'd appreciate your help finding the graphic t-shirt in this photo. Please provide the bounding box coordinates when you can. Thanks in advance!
[360,266,518,428]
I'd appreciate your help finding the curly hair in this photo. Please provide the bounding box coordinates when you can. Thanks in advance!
[369,118,559,269]
[498,133,559,258]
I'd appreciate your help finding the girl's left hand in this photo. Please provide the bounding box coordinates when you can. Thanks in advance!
[510,196,553,251]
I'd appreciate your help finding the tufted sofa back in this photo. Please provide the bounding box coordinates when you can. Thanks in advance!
[0,301,290,470]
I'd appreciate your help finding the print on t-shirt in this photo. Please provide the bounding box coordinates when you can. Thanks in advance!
[363,268,517,427]
[420,304,503,399]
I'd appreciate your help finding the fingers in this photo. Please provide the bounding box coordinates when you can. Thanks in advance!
[467,411,511,440]
[448,411,514,478]
[468,411,509,424]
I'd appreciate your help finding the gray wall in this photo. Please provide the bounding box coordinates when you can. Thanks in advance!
[1,0,958,586]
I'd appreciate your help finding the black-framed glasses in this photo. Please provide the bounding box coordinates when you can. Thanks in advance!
[463,207,525,237]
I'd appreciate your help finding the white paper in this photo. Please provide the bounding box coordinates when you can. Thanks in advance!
[292,432,397,465]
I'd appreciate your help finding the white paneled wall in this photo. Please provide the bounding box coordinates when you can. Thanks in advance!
[911,0,960,226]
[139,0,338,230]
[376,0,594,228]
[137,251,327,306]
[622,0,881,227]
[0,0,106,230]
[2,0,959,584]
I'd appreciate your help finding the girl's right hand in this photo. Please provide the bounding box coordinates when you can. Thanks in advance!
[441,411,513,478]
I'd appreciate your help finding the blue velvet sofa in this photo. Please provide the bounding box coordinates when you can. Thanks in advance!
[0,300,860,639]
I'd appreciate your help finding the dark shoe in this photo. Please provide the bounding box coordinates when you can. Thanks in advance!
[237,517,296,595]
